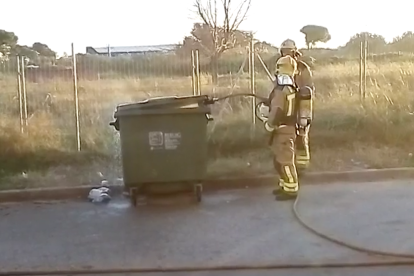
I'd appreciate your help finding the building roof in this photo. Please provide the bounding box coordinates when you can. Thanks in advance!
[87,44,178,54]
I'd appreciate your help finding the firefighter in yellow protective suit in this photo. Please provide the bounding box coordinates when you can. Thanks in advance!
[277,39,314,172]
[264,55,302,200]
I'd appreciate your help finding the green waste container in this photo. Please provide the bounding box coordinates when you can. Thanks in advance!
[110,95,213,205]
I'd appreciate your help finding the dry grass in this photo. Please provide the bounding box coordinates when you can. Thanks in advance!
[1,60,414,189]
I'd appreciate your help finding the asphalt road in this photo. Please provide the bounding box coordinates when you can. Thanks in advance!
[1,179,414,275]
[24,266,414,276]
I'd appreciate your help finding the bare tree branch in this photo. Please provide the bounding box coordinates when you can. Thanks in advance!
[194,1,211,26]
[193,0,251,56]
[191,0,251,84]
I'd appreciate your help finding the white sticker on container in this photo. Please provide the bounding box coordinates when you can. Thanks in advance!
[164,132,181,150]
[148,131,164,150]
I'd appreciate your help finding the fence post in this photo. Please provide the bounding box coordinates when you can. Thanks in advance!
[363,37,367,100]
[191,50,201,96]
[248,34,256,125]
[191,50,196,95]
[359,41,363,100]
[359,36,368,101]
[16,56,24,133]
[17,56,29,131]
[256,53,274,82]
[71,43,81,151]
[195,49,200,96]
[20,57,28,129]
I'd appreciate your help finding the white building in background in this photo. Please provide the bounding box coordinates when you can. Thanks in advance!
[85,44,179,57]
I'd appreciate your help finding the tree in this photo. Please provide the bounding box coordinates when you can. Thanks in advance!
[191,0,252,84]
[179,23,250,54]
[32,42,56,57]
[0,29,57,63]
[342,32,387,55]
[389,31,414,53]
[254,41,277,53]
[0,29,18,57]
[300,25,331,49]
[14,45,39,61]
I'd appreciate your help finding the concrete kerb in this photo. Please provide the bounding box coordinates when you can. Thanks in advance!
[0,167,413,203]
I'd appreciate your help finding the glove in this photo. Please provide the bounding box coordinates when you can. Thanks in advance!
[255,103,270,123]
[264,122,275,132]
[259,105,270,122]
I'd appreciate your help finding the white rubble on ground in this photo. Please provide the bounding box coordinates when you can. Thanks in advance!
[88,183,112,203]
[87,173,124,203]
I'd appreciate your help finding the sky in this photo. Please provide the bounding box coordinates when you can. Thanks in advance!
[1,0,413,55]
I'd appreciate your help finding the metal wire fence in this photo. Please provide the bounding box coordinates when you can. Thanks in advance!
[0,41,266,151]
[2,39,405,152]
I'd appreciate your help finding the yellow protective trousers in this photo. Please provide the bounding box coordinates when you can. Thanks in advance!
[296,125,310,170]
[269,125,299,193]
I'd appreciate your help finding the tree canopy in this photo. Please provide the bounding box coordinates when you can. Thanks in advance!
[179,23,251,56]
[32,42,56,57]
[0,28,56,63]
[341,32,387,54]
[0,29,18,57]
[300,25,331,49]
[389,31,414,52]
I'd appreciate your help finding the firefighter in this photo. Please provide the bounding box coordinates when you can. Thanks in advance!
[278,39,314,172]
[265,55,300,200]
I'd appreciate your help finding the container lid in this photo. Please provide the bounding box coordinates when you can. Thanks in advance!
[114,95,212,117]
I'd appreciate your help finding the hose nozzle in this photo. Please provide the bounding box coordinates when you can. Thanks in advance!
[203,96,220,105]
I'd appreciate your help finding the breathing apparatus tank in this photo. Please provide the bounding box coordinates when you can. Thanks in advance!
[297,88,313,130]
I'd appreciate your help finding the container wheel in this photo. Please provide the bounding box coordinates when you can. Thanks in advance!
[194,183,203,203]
[130,188,138,207]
